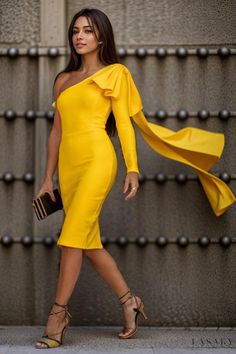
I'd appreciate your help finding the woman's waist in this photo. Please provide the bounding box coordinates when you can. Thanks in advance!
[59,130,116,166]
[60,128,114,151]
[61,127,108,138]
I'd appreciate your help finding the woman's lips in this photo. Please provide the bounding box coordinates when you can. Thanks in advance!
[76,43,86,48]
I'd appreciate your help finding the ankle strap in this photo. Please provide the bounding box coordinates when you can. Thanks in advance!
[119,289,131,301]
[54,302,68,309]
[119,289,134,306]
[120,294,133,305]
[50,302,72,319]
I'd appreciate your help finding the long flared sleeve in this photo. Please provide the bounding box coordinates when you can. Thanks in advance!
[92,63,236,216]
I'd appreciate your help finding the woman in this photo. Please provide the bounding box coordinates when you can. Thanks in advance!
[35,7,235,349]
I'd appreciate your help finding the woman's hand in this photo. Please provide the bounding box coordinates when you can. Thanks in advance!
[123,172,139,201]
[34,178,56,202]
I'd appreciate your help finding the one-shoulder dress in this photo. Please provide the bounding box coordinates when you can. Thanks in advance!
[52,63,235,249]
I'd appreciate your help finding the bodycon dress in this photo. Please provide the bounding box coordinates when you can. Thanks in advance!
[52,63,235,249]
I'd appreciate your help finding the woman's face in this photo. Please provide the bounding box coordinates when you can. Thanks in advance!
[72,16,100,56]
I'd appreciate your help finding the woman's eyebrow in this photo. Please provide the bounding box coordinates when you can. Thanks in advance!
[73,25,92,29]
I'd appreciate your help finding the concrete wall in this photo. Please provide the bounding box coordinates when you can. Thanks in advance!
[0,0,236,326]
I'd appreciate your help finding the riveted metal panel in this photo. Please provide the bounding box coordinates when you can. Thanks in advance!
[1,244,236,326]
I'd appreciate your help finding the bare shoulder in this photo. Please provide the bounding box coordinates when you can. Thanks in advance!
[53,72,70,98]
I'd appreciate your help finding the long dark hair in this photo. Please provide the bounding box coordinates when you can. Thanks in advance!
[54,8,119,136]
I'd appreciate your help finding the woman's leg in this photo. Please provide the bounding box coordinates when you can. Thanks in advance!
[55,246,83,304]
[36,246,83,348]
[84,248,129,297]
[84,248,145,336]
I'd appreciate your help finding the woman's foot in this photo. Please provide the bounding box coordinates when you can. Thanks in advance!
[35,302,71,349]
[118,289,148,339]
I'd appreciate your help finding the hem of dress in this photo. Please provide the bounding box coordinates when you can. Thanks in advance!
[57,241,103,250]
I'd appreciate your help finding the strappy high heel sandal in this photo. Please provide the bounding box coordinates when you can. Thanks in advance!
[118,288,148,339]
[35,302,72,349]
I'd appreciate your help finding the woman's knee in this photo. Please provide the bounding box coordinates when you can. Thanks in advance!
[83,249,117,267]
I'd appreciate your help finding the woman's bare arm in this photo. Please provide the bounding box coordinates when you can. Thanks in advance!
[35,73,68,201]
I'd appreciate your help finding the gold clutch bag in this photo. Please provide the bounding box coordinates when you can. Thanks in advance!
[32,188,63,220]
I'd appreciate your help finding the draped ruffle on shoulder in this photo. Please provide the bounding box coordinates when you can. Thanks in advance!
[92,63,236,216]
[92,63,143,117]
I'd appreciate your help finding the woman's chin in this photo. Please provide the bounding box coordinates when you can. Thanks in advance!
[74,46,99,56]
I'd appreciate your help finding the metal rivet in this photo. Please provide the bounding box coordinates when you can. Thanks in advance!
[177,109,188,120]
[2,172,14,183]
[24,109,36,120]
[136,235,148,247]
[155,48,168,58]
[7,47,19,57]
[4,109,17,120]
[43,236,55,247]
[177,235,189,247]
[156,235,168,247]
[117,47,127,58]
[45,110,55,120]
[198,236,210,247]
[116,235,129,247]
[218,47,231,58]
[101,235,109,246]
[22,172,34,183]
[175,173,187,184]
[148,111,156,119]
[27,47,39,57]
[196,48,209,58]
[218,109,231,120]
[1,235,13,246]
[219,172,231,183]
[176,47,188,58]
[156,109,167,120]
[48,47,59,57]
[21,235,33,247]
[135,48,147,58]
[197,109,210,120]
[219,236,232,247]
[155,172,167,184]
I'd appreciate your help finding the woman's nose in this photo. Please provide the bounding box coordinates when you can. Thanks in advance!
[76,31,83,40]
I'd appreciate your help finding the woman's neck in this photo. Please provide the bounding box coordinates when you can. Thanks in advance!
[79,53,104,73]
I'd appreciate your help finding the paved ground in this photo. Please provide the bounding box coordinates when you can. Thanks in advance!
[0,326,235,353]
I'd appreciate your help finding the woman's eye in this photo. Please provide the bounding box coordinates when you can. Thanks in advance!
[72,28,93,35]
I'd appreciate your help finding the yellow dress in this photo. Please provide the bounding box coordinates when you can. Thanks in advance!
[52,63,235,249]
